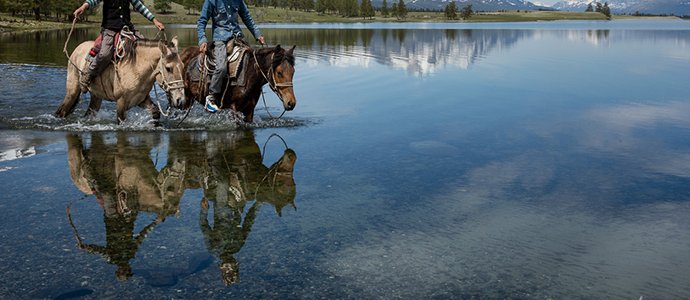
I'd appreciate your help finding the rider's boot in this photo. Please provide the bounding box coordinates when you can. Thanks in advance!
[79,73,92,93]
[205,94,220,113]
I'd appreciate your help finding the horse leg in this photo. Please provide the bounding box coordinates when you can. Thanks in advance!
[84,95,103,118]
[185,82,199,110]
[116,99,128,125]
[139,95,161,126]
[242,99,258,123]
[55,71,82,118]
[243,110,253,123]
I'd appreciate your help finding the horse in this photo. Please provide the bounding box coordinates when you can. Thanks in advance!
[178,44,297,123]
[55,37,186,124]
[65,132,185,280]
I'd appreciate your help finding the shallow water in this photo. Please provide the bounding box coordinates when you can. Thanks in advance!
[1,20,690,298]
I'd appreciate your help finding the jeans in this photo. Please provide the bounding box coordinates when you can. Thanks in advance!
[86,28,144,80]
[87,29,117,79]
[209,41,228,96]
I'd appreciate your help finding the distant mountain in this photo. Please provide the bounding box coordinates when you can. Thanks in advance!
[551,0,690,15]
[372,0,551,11]
[371,0,689,15]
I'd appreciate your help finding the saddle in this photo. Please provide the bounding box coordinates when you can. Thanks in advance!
[87,28,138,61]
[186,40,250,87]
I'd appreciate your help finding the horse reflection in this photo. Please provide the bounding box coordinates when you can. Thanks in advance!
[167,131,297,285]
[66,132,185,281]
[65,131,297,286]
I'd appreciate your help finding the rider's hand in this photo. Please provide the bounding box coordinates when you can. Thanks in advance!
[199,42,208,54]
[258,35,265,45]
[73,3,89,19]
[153,18,165,31]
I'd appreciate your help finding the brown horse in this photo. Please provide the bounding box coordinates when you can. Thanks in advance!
[56,37,186,124]
[179,44,297,123]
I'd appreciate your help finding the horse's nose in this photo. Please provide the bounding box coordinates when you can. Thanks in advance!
[286,100,296,111]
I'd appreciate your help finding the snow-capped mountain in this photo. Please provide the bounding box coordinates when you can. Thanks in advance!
[552,0,690,15]
[373,0,689,15]
[551,0,638,12]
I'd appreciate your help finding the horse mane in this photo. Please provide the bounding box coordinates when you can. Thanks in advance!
[180,45,199,66]
[255,46,296,68]
[120,38,178,62]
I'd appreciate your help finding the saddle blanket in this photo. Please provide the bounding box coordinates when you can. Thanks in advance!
[187,46,249,87]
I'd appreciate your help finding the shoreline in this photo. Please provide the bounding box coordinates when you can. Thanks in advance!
[2,9,683,34]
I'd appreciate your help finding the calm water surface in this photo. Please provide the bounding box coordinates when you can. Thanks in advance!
[1,20,690,298]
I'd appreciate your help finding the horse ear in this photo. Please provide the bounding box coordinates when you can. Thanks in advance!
[275,44,282,52]
[288,45,295,55]
[171,36,179,50]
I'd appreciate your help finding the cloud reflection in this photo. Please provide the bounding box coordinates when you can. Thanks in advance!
[580,102,690,178]
[319,99,690,298]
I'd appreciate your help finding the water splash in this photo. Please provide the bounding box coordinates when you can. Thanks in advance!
[0,64,307,131]
[9,108,307,131]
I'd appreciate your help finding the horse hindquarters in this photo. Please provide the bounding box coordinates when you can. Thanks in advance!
[56,41,95,118]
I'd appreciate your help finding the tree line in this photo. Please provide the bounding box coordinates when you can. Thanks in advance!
[0,0,83,21]
[154,0,406,19]
[584,1,611,19]
[443,1,472,20]
[0,0,432,22]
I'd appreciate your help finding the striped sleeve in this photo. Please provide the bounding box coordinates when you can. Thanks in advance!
[85,0,100,8]
[130,0,156,21]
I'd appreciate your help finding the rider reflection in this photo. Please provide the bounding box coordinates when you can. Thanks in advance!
[65,131,298,285]
[171,131,297,285]
[199,198,258,285]
[66,132,173,281]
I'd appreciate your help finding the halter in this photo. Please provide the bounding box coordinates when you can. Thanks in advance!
[261,52,294,94]
[151,41,186,117]
[158,72,185,92]
[252,49,294,118]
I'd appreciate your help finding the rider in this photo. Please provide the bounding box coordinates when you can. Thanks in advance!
[197,0,265,113]
[73,0,165,91]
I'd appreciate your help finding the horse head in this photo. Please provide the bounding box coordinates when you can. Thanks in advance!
[270,45,297,111]
[257,147,297,216]
[156,37,187,109]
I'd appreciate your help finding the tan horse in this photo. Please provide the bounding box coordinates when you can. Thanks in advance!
[56,37,186,124]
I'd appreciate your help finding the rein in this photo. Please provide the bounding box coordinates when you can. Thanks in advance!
[150,39,186,118]
[253,133,291,199]
[252,49,294,119]
[114,26,136,61]
[63,17,86,75]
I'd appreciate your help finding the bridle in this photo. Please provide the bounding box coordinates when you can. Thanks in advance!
[252,49,294,118]
[154,51,185,94]
[151,43,186,117]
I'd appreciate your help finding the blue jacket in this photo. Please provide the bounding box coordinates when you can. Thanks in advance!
[197,0,261,46]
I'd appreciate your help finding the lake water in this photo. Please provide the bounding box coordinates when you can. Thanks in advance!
[1,20,690,298]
